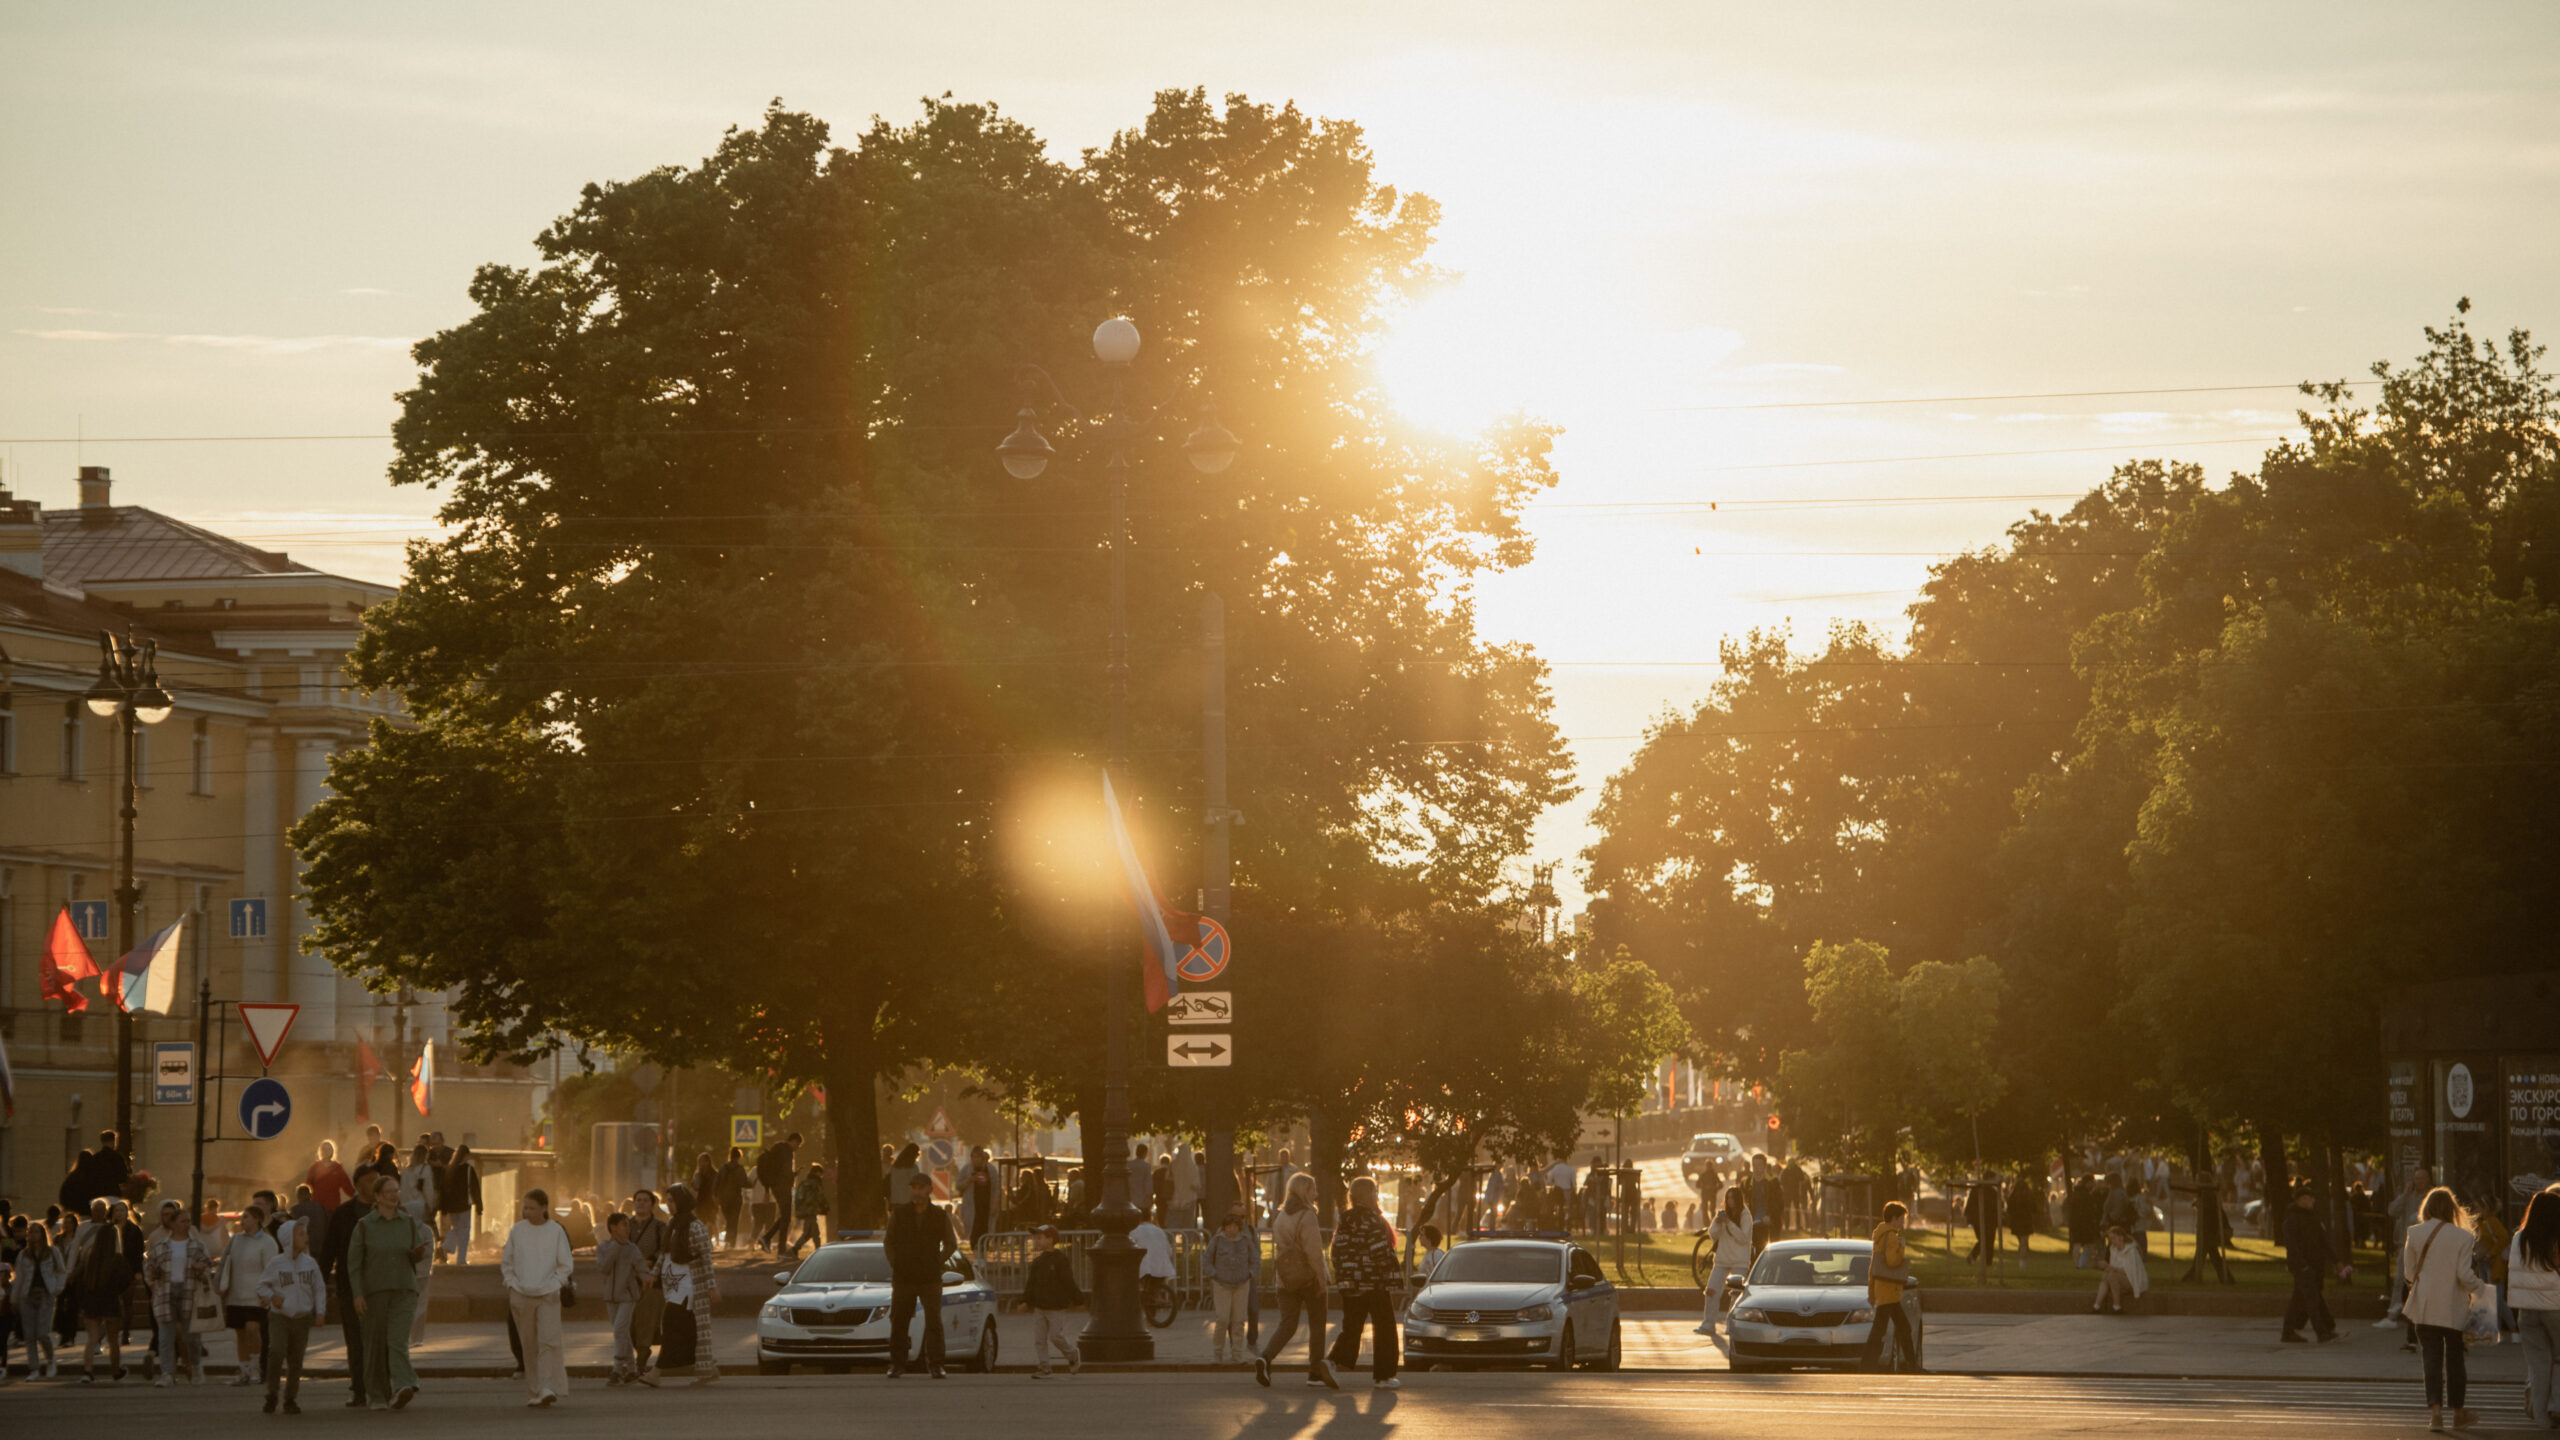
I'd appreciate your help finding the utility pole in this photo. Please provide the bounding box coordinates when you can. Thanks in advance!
[1201,592,1237,1231]
[189,971,212,1215]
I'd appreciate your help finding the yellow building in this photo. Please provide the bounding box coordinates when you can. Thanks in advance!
[1,467,543,1214]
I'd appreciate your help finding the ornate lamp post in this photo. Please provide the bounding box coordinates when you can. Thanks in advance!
[85,630,174,1158]
[1000,317,1235,1360]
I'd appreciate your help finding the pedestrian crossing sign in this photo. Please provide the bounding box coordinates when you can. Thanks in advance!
[731,1114,762,1147]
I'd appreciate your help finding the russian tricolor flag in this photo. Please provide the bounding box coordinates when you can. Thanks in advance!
[1103,774,1184,1013]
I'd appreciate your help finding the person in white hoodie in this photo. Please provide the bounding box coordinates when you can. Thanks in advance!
[2508,1187,2560,1430]
[255,1219,325,1414]
[500,1189,575,1407]
[2403,1185,2486,1433]
[217,1205,280,1388]
[1693,1185,1756,1338]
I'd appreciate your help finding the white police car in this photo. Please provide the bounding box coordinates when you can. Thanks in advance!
[756,1241,999,1375]
[1723,1237,1924,1372]
[1402,1239,1620,1371]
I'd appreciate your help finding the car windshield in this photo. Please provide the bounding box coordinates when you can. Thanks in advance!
[1749,1248,1869,1287]
[789,1246,892,1284]
[1432,1245,1563,1285]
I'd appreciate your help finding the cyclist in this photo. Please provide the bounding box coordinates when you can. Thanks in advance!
[1130,1214,1178,1319]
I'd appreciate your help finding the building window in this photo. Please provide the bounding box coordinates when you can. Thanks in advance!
[191,718,213,795]
[60,701,83,780]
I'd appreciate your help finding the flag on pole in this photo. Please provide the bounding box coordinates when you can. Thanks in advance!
[1102,774,1184,1013]
[356,1036,381,1122]
[410,1038,435,1116]
[0,1023,17,1118]
[113,918,186,1015]
[42,906,97,1014]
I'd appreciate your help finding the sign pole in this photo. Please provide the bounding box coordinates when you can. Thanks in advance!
[1201,590,1238,1228]
[189,971,211,1217]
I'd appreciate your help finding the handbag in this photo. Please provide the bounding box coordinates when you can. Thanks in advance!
[559,1276,579,1310]
[187,1287,226,1335]
[2462,1284,2501,1347]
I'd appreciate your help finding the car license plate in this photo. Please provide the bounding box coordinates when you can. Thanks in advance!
[1456,1327,1499,1341]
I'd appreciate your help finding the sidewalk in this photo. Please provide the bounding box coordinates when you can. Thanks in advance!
[62,1310,2523,1384]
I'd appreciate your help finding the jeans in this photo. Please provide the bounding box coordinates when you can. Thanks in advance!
[2416,1322,2466,1409]
[1700,1265,1743,1334]
[1211,1281,1250,1357]
[21,1290,58,1374]
[2520,1307,2560,1423]
[1861,1297,1918,1371]
[264,1313,312,1404]
[156,1289,199,1378]
[440,1213,472,1264]
[888,1281,943,1370]
[2282,1268,2334,1338]
[1033,1309,1078,1372]
[760,1195,795,1251]
[1258,1282,1329,1375]
[361,1290,419,1400]
[1327,1290,1399,1381]
[508,1291,565,1400]
[608,1301,636,1378]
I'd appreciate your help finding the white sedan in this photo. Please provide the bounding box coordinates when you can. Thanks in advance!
[756,1242,1000,1375]
[1723,1237,1925,1373]
[1403,1239,1621,1371]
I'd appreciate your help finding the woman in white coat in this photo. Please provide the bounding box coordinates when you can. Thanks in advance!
[2508,1187,2560,1429]
[1694,1185,1756,1338]
[2403,1186,2485,1433]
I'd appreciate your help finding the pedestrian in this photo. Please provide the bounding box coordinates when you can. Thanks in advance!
[500,1188,573,1407]
[885,1143,922,1214]
[217,1204,279,1386]
[319,1166,376,1408]
[596,1212,645,1388]
[1170,1146,1201,1232]
[1253,1171,1337,1390]
[1151,1153,1175,1226]
[787,1164,830,1260]
[754,1134,801,1254]
[1020,1224,1083,1378]
[1206,1207,1257,1362]
[2094,1223,2147,1314]
[689,1153,720,1241]
[2477,1193,2515,1334]
[1694,1185,1755,1338]
[885,1172,956,1379]
[439,1146,481,1265]
[662,1183,721,1386]
[70,1199,131,1383]
[10,1223,68,1379]
[1414,1223,1446,1283]
[2004,1175,2040,1267]
[2279,1182,2340,1343]
[305,1142,355,1213]
[623,1190,667,1385]
[346,1172,431,1410]
[143,1199,212,1386]
[2403,1186,2484,1433]
[2101,1170,2138,1245]
[963,1146,994,1243]
[1859,1200,1919,1371]
[715,1148,749,1250]
[2383,1168,2435,1332]
[286,1186,326,1234]
[2066,1175,2100,1269]
[1324,1176,1401,1390]
[2510,1187,2560,1427]
[254,1219,323,1414]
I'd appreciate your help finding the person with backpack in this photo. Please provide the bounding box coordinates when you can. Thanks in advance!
[787,1164,830,1261]
[1324,1176,1402,1389]
[1860,1200,1919,1371]
[754,1134,801,1254]
[2403,1186,2485,1433]
[1020,1225,1083,1378]
[71,1199,133,1382]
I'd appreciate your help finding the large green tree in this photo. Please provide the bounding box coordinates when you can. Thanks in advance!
[296,93,1572,1222]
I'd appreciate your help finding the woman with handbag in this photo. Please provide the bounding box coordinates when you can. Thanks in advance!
[2404,1185,2485,1433]
[143,1200,214,1387]
[2510,1188,2560,1429]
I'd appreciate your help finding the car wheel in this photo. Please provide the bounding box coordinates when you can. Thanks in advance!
[1546,1324,1576,1373]
[757,1358,789,1376]
[964,1320,998,1373]
[1589,1321,1621,1373]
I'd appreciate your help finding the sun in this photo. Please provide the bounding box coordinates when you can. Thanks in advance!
[1376,285,1527,437]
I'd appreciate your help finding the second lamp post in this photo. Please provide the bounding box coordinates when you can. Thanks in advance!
[999,316,1233,1360]
[85,630,174,1159]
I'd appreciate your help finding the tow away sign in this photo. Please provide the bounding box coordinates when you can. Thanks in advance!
[1167,1035,1232,1067]
[1164,992,1230,1026]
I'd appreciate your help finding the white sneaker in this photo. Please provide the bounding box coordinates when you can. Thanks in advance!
[2372,1316,2401,1328]
[1374,1378,1400,1390]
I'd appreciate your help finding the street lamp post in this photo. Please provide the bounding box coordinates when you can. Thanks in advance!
[85,630,174,1160]
[1000,316,1235,1361]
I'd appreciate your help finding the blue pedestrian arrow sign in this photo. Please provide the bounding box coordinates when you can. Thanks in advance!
[239,1077,292,1140]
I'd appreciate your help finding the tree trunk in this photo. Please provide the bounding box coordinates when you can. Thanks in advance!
[1403,1172,1459,1276]
[2253,1117,2290,1240]
[822,997,887,1230]
[1308,1103,1343,1229]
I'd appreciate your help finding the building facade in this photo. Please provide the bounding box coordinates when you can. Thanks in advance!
[1,467,541,1213]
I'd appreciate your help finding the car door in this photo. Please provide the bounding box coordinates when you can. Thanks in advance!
[943,1251,979,1347]
[1565,1247,1612,1357]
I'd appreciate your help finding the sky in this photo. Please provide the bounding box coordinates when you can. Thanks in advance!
[5,2,2556,907]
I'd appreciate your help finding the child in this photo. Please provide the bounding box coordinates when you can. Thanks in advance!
[595,1213,645,1387]
[1020,1225,1083,1378]
[2096,1223,2148,1314]
[1205,1209,1258,1363]
[255,1220,324,1413]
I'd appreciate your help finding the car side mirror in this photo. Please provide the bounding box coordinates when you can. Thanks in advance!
[773,1270,792,1284]
[1568,1273,1597,1291]
[942,1270,964,1287]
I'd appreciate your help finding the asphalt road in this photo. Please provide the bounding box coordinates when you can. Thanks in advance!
[0,1371,2520,1438]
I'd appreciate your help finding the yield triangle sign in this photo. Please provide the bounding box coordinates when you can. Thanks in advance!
[238,1003,299,1069]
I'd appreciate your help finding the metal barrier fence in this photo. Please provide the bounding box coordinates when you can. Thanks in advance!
[973,1227,1245,1310]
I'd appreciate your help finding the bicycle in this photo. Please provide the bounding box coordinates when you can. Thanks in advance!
[1141,1274,1179,1328]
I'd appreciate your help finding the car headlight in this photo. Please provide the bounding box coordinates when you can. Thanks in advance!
[1407,1303,1436,1323]
[1732,1306,1768,1324]
[1847,1308,1874,1324]
[760,1301,788,1319]
[1516,1303,1555,1322]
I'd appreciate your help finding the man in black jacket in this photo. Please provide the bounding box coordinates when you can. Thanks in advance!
[754,1134,801,1254]
[2279,1183,2339,1343]
[883,1174,956,1379]
[321,1169,378,1406]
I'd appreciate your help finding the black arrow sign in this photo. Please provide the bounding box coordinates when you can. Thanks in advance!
[1171,1040,1228,1061]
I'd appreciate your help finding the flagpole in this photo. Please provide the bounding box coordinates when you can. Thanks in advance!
[189,970,211,1217]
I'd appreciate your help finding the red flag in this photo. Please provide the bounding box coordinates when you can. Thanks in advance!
[356,1036,381,1122]
[42,906,97,1014]
[410,1038,435,1116]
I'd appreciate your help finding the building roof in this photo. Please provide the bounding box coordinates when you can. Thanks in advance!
[0,565,219,659]
[42,505,311,583]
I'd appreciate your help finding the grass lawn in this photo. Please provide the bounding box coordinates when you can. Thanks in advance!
[1576,1226,2391,1295]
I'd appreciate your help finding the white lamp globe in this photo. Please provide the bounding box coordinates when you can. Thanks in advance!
[1092,317,1141,366]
